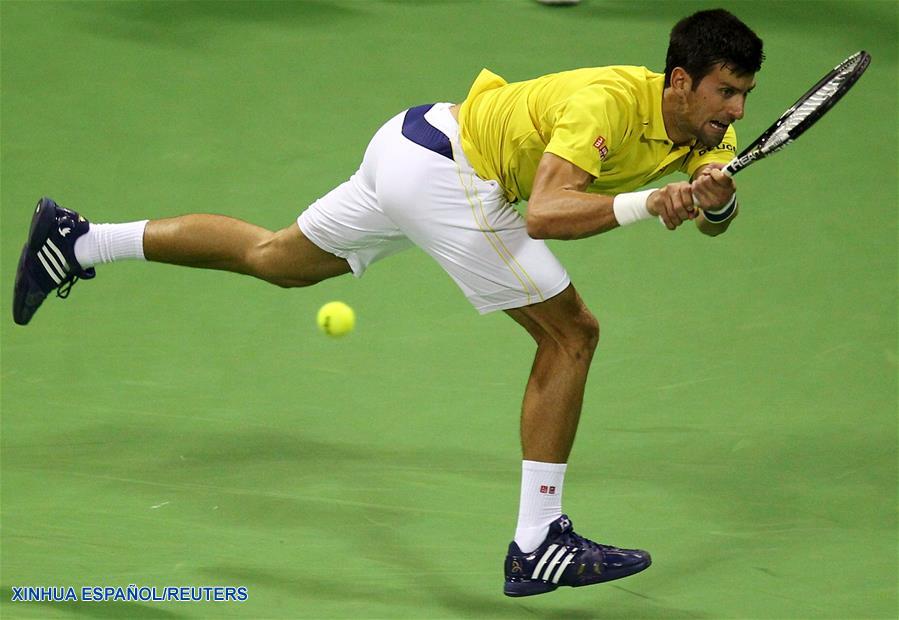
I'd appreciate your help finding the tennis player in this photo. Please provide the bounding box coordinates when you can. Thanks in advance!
[13,9,763,597]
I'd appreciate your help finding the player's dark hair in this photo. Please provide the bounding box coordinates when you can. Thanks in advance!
[665,9,764,88]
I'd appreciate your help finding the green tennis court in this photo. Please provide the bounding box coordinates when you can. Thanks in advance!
[2,1,896,618]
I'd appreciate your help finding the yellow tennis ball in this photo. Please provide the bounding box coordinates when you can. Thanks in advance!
[317,301,355,337]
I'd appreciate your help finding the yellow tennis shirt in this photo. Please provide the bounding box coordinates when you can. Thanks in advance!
[458,66,737,202]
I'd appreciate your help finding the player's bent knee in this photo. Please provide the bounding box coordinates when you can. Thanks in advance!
[247,225,352,288]
[553,292,600,349]
[566,310,600,357]
[244,234,327,288]
[580,311,601,349]
[537,309,599,360]
[510,287,600,357]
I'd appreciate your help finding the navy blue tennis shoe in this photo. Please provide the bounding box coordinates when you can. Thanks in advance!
[504,515,651,597]
[13,197,95,325]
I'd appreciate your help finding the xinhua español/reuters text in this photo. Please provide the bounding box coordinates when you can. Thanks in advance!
[10,585,249,603]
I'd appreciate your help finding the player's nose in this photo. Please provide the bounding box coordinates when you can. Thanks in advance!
[728,95,746,121]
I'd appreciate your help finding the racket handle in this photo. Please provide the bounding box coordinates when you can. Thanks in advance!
[723,158,738,177]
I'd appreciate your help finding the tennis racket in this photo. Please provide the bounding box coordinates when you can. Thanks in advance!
[723,50,871,177]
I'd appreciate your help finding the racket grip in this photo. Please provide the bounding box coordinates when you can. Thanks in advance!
[723,158,738,177]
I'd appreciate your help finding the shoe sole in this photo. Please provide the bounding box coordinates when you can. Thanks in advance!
[504,580,558,597]
[13,199,57,325]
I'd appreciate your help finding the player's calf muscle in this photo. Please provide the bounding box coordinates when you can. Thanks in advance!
[144,215,270,270]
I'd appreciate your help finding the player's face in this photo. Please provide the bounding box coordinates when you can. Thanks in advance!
[683,64,756,148]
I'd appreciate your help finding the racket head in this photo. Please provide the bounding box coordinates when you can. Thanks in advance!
[769,50,871,145]
[725,50,871,175]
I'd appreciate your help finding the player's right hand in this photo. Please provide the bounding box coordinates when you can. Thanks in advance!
[691,164,736,210]
[646,182,696,230]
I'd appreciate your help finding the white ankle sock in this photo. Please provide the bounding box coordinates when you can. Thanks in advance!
[514,460,567,553]
[74,221,149,268]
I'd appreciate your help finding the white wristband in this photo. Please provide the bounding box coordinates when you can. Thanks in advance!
[613,189,656,226]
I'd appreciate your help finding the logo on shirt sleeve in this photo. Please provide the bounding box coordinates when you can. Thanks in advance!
[593,136,609,160]
[695,142,736,157]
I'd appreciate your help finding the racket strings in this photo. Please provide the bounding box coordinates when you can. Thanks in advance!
[762,54,868,153]
[767,74,847,146]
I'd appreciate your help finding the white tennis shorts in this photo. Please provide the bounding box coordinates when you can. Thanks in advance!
[297,102,570,314]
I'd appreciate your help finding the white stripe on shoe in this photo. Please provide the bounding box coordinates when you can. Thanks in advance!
[550,551,576,584]
[37,248,64,284]
[540,546,570,581]
[40,245,66,278]
[531,544,558,580]
[44,238,70,272]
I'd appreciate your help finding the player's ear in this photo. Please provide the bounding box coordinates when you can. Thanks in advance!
[670,67,692,95]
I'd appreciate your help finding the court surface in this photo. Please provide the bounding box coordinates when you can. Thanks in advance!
[1,1,896,618]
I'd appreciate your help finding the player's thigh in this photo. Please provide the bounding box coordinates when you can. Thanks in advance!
[376,145,570,313]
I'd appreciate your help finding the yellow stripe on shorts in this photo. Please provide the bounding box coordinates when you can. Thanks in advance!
[454,163,544,306]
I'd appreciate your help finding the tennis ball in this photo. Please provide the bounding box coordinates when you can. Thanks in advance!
[317,301,355,337]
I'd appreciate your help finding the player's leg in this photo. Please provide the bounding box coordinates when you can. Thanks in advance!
[504,284,597,464]
[11,197,352,325]
[143,215,351,287]
[501,286,651,597]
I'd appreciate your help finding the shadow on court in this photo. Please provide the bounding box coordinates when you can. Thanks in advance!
[171,429,712,619]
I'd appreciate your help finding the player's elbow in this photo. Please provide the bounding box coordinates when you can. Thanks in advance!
[525,200,551,238]
[526,213,552,239]
[525,198,565,239]
[527,211,570,240]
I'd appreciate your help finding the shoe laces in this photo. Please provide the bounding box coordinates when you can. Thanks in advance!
[564,530,615,553]
[56,275,80,299]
